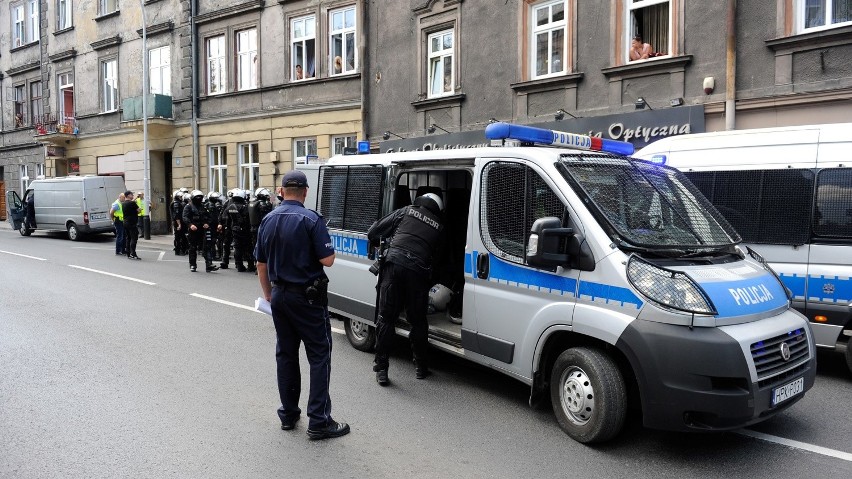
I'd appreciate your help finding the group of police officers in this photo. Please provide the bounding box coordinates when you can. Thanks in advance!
[169,187,274,273]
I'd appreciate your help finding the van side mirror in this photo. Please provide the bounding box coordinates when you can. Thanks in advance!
[526,217,573,268]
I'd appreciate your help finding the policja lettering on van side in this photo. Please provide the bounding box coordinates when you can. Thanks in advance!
[728,283,775,306]
[331,235,361,255]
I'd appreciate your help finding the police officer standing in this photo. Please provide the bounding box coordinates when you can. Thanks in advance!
[225,190,255,272]
[171,191,187,255]
[206,191,225,261]
[255,170,349,440]
[182,190,219,273]
[367,193,445,386]
[249,187,274,263]
[217,189,235,269]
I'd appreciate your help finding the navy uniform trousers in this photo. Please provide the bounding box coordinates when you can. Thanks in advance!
[271,286,333,430]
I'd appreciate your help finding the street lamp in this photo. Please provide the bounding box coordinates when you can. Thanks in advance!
[141,0,151,239]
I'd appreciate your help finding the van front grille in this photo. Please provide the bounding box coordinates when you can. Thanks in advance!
[750,328,809,383]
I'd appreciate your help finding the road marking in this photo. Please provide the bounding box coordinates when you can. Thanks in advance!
[68,265,156,285]
[189,293,346,335]
[737,429,852,462]
[0,249,47,261]
[158,251,165,261]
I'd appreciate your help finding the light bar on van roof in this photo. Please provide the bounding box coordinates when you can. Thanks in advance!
[485,122,635,156]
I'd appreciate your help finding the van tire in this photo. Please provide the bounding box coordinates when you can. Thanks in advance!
[550,347,626,443]
[20,225,32,236]
[67,222,81,241]
[344,318,376,352]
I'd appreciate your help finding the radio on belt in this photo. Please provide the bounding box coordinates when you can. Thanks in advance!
[485,122,635,156]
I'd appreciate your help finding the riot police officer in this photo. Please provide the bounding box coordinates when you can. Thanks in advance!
[171,191,188,255]
[217,189,235,269]
[367,192,445,386]
[249,188,274,260]
[206,191,225,261]
[224,190,255,272]
[254,170,349,440]
[182,190,219,273]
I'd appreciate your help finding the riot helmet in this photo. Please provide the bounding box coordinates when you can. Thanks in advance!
[414,193,444,214]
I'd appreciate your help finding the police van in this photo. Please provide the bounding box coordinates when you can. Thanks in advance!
[299,123,816,443]
[636,123,852,375]
[5,175,126,241]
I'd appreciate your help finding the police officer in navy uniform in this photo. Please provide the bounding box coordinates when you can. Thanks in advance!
[367,192,445,386]
[255,170,350,440]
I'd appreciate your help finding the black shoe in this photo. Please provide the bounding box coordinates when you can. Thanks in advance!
[415,366,431,379]
[306,421,350,440]
[281,416,300,431]
[190,265,197,272]
[116,252,123,256]
[206,264,219,272]
[376,369,389,386]
[236,266,247,272]
[133,255,141,260]
[219,263,229,270]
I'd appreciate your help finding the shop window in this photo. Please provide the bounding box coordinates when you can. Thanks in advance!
[206,35,226,95]
[330,6,357,75]
[238,143,260,192]
[294,138,317,164]
[800,0,852,32]
[627,0,671,62]
[236,28,258,90]
[530,0,568,79]
[149,46,171,96]
[427,29,455,98]
[209,145,228,194]
[291,15,316,80]
[814,168,852,238]
[317,165,384,233]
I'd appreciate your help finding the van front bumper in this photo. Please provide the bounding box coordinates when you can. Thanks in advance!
[616,310,817,432]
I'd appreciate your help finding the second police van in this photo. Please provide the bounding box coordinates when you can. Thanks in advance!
[299,123,816,443]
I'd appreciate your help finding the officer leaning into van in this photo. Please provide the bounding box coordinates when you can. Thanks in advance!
[254,170,350,440]
[367,192,445,386]
[182,190,219,273]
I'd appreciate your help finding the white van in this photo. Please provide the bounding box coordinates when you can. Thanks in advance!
[636,123,852,374]
[5,175,127,240]
[299,123,816,443]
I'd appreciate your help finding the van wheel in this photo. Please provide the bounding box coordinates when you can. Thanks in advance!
[550,347,626,443]
[20,225,32,236]
[344,318,376,352]
[67,222,81,241]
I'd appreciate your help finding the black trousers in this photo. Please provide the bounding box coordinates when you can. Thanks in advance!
[233,233,255,269]
[187,228,213,267]
[124,223,139,257]
[220,231,232,266]
[374,261,430,371]
[271,287,334,430]
[174,222,188,254]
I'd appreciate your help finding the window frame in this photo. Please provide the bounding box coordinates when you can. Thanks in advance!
[20,165,29,194]
[12,0,39,46]
[813,167,852,238]
[101,57,119,113]
[427,28,455,99]
[29,81,43,127]
[57,0,73,30]
[237,143,260,192]
[625,0,673,64]
[14,84,27,127]
[294,137,318,164]
[12,3,25,47]
[329,5,358,76]
[291,14,317,81]
[209,145,228,194]
[149,45,171,96]
[98,0,118,16]
[331,134,357,156]
[236,27,259,91]
[798,0,852,33]
[529,0,569,80]
[57,72,75,123]
[206,34,227,95]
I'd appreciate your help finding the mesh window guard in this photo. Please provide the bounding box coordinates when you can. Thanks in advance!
[814,168,852,238]
[318,165,384,233]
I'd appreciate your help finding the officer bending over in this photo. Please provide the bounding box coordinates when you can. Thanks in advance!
[255,170,349,440]
[368,192,445,386]
[182,190,219,273]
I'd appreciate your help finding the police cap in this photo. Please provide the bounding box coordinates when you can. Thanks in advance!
[281,170,309,188]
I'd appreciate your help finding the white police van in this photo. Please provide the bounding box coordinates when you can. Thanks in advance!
[300,123,816,443]
[637,123,852,374]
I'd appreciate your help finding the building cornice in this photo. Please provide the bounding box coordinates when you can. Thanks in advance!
[49,48,78,62]
[195,0,265,25]
[5,61,41,76]
[91,35,123,51]
[137,21,174,37]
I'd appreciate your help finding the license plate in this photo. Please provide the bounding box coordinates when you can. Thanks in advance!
[91,213,107,220]
[771,377,804,406]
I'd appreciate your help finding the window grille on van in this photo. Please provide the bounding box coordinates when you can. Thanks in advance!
[317,165,384,233]
[814,168,852,239]
[480,162,564,264]
[558,155,739,250]
[684,169,814,245]
[750,328,810,385]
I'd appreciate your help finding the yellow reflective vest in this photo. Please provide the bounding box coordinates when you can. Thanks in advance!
[112,200,124,221]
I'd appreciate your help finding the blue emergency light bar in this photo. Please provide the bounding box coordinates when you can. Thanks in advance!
[485,122,635,156]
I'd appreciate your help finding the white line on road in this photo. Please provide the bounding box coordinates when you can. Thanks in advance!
[737,429,852,463]
[0,249,46,261]
[158,251,165,261]
[67,265,157,285]
[189,293,346,334]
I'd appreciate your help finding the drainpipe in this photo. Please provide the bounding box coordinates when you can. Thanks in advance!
[725,0,737,130]
[191,0,200,189]
[360,0,370,143]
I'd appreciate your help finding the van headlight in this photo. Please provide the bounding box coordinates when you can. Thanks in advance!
[626,255,717,315]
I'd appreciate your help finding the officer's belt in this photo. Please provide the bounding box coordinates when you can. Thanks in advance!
[271,280,306,294]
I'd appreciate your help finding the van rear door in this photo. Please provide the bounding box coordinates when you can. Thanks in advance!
[85,178,113,228]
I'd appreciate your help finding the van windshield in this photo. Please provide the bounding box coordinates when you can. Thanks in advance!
[557,154,741,253]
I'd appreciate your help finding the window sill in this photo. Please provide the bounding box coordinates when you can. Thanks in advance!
[766,24,852,52]
[10,41,40,54]
[95,10,121,22]
[411,93,466,110]
[510,73,584,93]
[49,49,78,62]
[601,55,693,79]
[53,26,75,36]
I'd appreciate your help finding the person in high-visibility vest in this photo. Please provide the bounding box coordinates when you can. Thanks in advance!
[135,191,152,237]
[109,193,125,255]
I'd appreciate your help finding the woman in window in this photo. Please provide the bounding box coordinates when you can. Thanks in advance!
[629,35,654,61]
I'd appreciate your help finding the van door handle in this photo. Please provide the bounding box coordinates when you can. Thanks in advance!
[476,252,489,279]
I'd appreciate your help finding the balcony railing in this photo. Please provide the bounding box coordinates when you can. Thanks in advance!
[121,94,173,122]
[33,114,78,136]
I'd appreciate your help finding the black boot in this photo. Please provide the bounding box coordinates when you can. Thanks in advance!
[206,263,219,272]
[376,369,389,386]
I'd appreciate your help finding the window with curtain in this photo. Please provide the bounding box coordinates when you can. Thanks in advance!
[236,28,258,90]
[531,0,567,79]
[801,0,852,31]
[101,59,119,112]
[207,35,226,94]
[209,146,228,194]
[149,46,171,96]
[291,15,316,80]
[238,143,260,192]
[427,29,454,98]
[628,0,670,60]
[330,6,357,75]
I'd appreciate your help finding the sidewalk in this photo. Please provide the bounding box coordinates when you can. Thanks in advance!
[1,219,175,247]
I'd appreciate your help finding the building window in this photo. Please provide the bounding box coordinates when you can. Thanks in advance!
[98,0,118,16]
[427,29,454,98]
[12,1,39,46]
[294,138,317,164]
[209,145,228,194]
[20,165,29,193]
[800,0,852,31]
[13,4,25,47]
[101,59,119,112]
[30,81,42,126]
[238,143,260,192]
[331,135,357,156]
[149,46,171,96]
[58,72,75,123]
[236,28,258,91]
[36,163,45,179]
[531,0,567,78]
[14,85,26,127]
[57,0,72,30]
[329,6,357,75]
[206,35,226,94]
[627,0,670,62]
[291,15,316,80]
[27,0,38,42]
